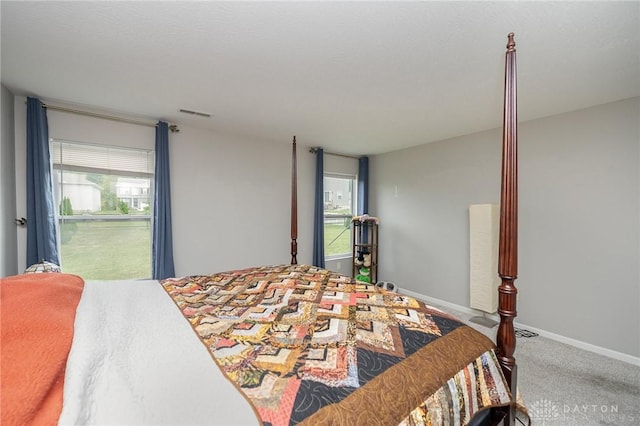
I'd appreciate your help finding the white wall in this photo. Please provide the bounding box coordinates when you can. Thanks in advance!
[12,96,314,275]
[1,84,18,277]
[371,97,640,358]
[169,126,314,275]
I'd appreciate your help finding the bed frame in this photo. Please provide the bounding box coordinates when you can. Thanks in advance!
[496,32,519,425]
[289,33,520,425]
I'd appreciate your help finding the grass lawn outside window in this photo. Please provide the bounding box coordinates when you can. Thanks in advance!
[60,218,151,279]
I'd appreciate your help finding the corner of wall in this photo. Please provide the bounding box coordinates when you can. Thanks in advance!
[1,84,19,276]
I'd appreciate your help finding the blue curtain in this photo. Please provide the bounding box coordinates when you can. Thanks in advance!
[26,97,59,267]
[152,121,175,279]
[312,148,325,268]
[357,156,369,215]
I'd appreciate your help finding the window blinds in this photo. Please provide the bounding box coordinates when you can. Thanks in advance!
[50,140,153,177]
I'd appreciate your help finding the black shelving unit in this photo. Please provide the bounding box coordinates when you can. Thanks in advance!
[352,217,379,284]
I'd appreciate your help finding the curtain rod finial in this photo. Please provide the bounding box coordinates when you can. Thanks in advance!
[507,33,516,51]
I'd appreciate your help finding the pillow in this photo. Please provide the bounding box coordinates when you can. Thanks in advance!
[24,261,61,274]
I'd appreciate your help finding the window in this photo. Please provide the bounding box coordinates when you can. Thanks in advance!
[51,140,154,279]
[324,174,356,259]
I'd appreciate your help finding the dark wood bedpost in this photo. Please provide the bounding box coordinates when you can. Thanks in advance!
[291,136,298,265]
[497,33,518,424]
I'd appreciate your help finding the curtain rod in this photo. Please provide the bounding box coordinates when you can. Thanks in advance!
[309,147,361,160]
[38,102,180,133]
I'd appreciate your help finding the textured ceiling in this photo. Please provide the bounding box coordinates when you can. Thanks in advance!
[2,1,639,155]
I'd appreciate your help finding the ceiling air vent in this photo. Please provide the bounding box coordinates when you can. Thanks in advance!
[179,108,211,118]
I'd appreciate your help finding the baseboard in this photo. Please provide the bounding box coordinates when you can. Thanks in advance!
[399,288,640,367]
[509,323,640,367]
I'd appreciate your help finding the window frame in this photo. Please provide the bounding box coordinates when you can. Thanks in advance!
[323,172,357,261]
[50,139,155,279]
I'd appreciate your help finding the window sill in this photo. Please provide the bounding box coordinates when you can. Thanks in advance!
[325,254,352,262]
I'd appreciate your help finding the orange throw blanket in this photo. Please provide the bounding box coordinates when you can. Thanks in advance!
[1,273,84,426]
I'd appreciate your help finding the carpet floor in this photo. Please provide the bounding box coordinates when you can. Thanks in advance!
[432,304,640,425]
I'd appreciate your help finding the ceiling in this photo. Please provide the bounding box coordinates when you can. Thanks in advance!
[2,1,639,156]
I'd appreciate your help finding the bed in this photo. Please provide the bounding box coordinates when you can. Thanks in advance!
[1,34,526,426]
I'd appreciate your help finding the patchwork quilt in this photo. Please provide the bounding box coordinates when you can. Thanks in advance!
[161,264,514,425]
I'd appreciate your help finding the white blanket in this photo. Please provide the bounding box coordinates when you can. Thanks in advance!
[59,279,259,426]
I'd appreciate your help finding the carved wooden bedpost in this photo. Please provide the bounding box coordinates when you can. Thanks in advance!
[497,33,518,424]
[291,136,298,265]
